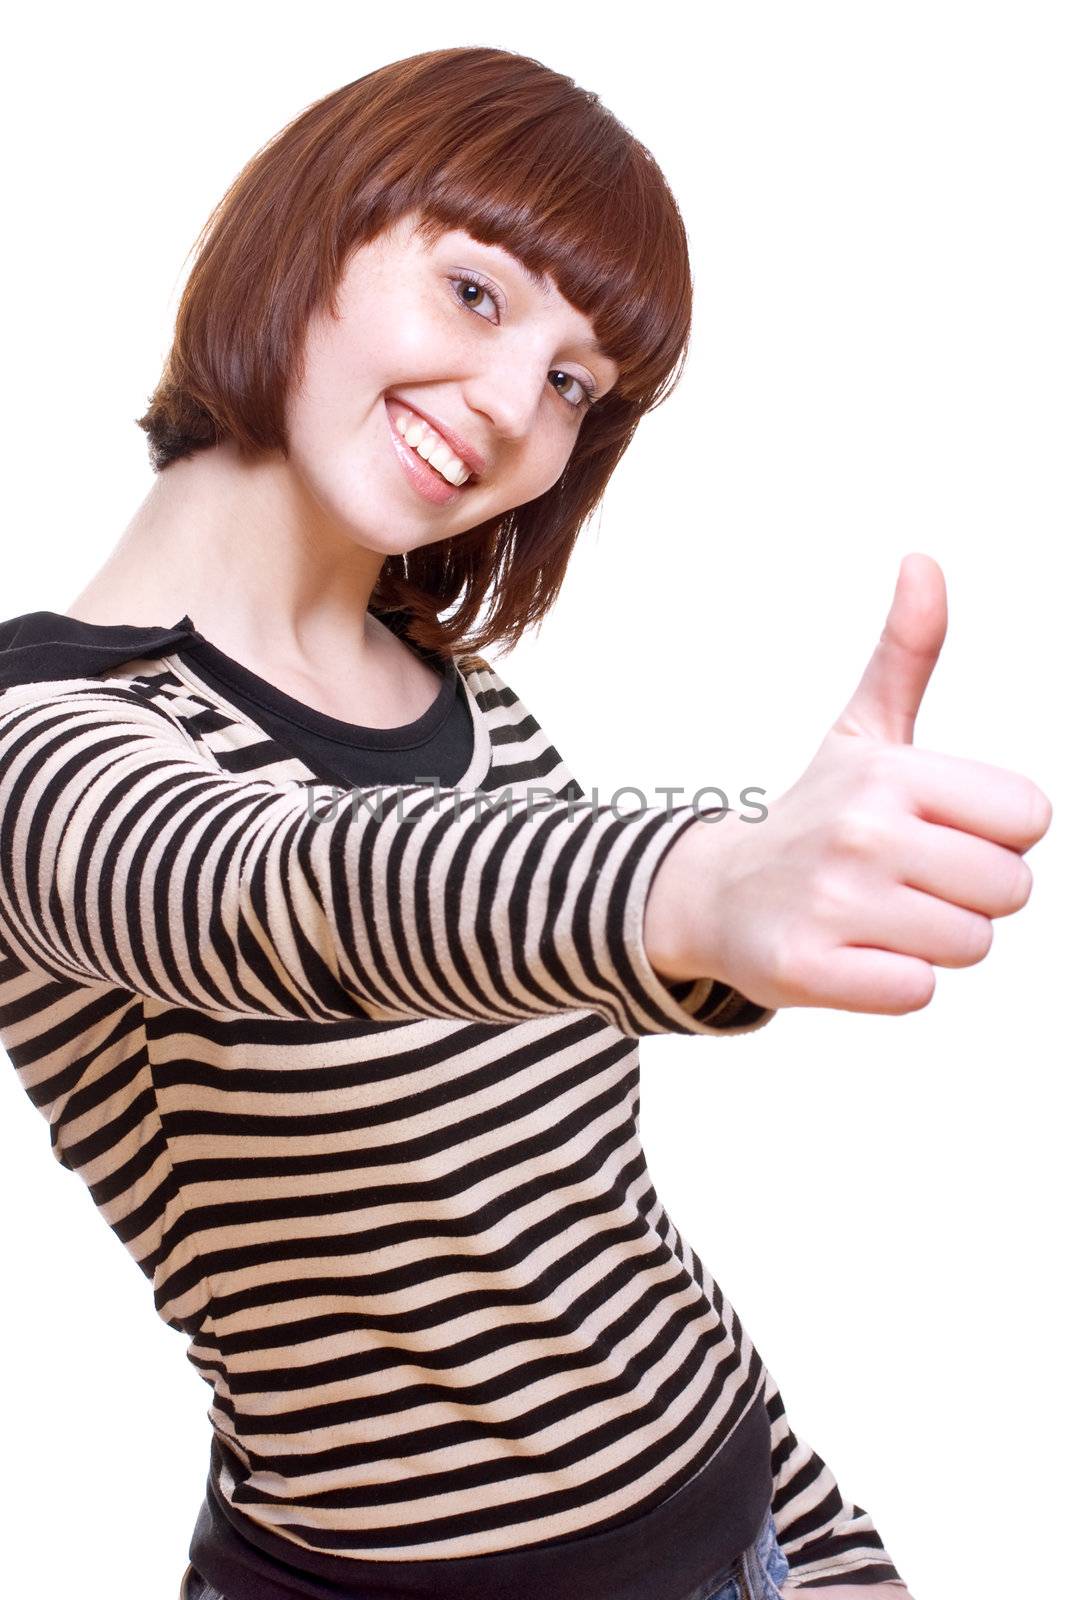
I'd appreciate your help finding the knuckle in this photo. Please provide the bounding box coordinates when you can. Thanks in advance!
[834,810,882,860]
[809,872,853,928]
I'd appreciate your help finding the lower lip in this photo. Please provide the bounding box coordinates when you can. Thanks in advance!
[384,401,470,507]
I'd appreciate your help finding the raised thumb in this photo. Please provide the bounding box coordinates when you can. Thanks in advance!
[832,552,948,745]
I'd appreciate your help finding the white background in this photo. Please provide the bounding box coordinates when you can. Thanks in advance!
[1,4,1064,1598]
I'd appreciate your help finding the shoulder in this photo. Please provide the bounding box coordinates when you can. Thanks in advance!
[453,654,583,796]
[0,673,200,754]
[454,652,545,735]
[455,650,525,712]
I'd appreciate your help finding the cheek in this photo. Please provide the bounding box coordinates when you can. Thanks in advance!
[524,428,580,496]
[283,378,346,465]
[394,329,467,385]
[295,287,447,416]
[359,287,459,377]
[284,324,361,445]
[479,442,573,519]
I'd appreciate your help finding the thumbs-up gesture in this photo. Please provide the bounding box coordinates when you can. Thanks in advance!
[646,553,1053,1014]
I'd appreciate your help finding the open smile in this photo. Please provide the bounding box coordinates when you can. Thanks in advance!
[383,398,481,507]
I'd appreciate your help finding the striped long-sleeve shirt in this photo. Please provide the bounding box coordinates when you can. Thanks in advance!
[0,609,906,1599]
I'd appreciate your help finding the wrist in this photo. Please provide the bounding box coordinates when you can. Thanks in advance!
[642,809,726,983]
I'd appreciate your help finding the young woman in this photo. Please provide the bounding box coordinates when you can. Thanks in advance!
[0,45,1046,1600]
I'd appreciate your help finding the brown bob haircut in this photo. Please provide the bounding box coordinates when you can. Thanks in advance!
[136,46,693,661]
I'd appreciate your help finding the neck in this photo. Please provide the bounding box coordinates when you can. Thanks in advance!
[67,439,391,672]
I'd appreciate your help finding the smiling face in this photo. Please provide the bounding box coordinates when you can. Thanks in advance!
[282,212,620,557]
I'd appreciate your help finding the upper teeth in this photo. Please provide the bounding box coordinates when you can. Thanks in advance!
[393,408,473,486]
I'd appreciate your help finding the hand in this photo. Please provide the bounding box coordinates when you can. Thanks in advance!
[646,552,1052,1013]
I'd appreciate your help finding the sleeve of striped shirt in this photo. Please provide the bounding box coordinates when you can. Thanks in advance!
[0,678,776,1037]
[763,1365,908,1589]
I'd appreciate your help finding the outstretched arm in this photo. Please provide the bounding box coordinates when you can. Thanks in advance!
[0,676,773,1038]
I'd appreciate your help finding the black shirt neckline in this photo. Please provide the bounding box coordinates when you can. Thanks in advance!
[0,607,461,752]
[176,614,460,752]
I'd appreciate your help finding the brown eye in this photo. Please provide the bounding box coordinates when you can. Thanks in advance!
[550,370,597,409]
[449,274,503,321]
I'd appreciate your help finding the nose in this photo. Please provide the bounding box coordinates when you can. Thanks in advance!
[461,357,552,445]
